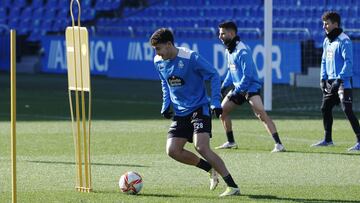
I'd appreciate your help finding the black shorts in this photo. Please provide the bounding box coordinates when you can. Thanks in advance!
[322,84,353,107]
[228,89,261,105]
[168,107,212,143]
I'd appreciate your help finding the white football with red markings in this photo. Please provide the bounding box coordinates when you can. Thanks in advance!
[119,171,143,194]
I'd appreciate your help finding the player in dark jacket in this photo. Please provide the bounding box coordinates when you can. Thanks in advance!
[311,11,360,151]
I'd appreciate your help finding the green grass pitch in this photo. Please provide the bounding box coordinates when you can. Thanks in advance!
[0,74,359,202]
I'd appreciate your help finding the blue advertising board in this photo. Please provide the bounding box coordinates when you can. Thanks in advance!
[41,36,302,85]
[352,42,360,87]
[40,35,112,76]
[0,34,10,71]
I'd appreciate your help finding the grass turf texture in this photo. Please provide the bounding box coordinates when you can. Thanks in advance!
[1,74,360,202]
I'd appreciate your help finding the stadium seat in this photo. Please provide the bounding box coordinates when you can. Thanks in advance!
[17,27,29,35]
[41,19,53,30]
[249,32,260,40]
[327,0,352,6]
[82,8,96,21]
[304,6,318,18]
[87,0,356,43]
[195,18,206,27]
[46,0,59,8]
[95,0,121,11]
[288,7,302,18]
[95,0,106,10]
[44,9,57,20]
[32,8,45,19]
[20,7,33,19]
[8,18,19,29]
[31,0,44,8]
[103,0,112,10]
[14,0,28,8]
[175,0,203,6]
[344,19,356,29]
[0,0,12,7]
[57,9,69,20]
[273,0,298,6]
[97,18,108,26]
[58,0,69,9]
[300,0,325,5]
[0,8,7,19]
[27,29,46,42]
[32,19,42,30]
[9,7,21,19]
[312,31,324,48]
[117,29,132,37]
[0,17,6,24]
[18,17,31,30]
[245,19,257,27]
[52,19,68,32]
[273,7,290,18]
[274,19,287,28]
[273,32,285,40]
[122,8,135,17]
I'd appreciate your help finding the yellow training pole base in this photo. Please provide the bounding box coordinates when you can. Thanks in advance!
[76,187,92,193]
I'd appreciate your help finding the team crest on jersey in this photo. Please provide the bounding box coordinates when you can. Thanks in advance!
[193,53,199,60]
[158,64,165,70]
[168,76,185,87]
[178,60,184,68]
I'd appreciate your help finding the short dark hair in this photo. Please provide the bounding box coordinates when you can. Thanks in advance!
[322,11,341,27]
[150,28,174,46]
[218,21,238,34]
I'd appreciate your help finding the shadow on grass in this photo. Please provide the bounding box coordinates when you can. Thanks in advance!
[90,191,359,202]
[25,160,149,167]
[91,191,183,198]
[284,150,360,156]
[230,148,360,156]
[248,194,359,203]
[133,193,180,198]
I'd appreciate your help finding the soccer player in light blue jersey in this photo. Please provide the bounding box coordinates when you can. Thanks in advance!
[216,21,286,153]
[311,11,360,151]
[150,28,240,196]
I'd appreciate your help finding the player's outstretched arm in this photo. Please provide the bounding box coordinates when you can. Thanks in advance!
[193,53,222,109]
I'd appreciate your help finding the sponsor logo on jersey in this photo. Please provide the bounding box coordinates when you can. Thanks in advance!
[168,76,185,86]
[326,50,334,59]
[178,60,184,69]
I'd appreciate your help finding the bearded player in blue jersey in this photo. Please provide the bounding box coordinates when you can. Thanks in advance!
[215,21,286,153]
[311,11,360,151]
[150,28,240,196]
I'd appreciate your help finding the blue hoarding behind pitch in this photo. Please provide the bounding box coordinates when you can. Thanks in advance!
[0,34,10,71]
[41,36,303,85]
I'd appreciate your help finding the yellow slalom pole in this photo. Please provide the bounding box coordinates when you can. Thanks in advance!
[10,29,17,203]
[66,0,92,192]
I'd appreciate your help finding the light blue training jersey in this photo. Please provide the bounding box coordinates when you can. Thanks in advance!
[321,32,353,88]
[222,41,262,94]
[154,47,221,116]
